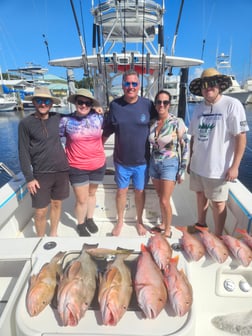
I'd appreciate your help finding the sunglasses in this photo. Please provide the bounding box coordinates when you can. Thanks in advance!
[35,98,52,106]
[76,100,93,107]
[123,81,139,88]
[155,100,170,106]
[201,79,219,89]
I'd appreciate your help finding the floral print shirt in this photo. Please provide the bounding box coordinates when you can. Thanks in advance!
[149,114,189,175]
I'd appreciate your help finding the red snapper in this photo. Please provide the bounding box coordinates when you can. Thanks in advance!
[57,245,97,326]
[163,256,193,317]
[134,244,167,319]
[98,253,133,326]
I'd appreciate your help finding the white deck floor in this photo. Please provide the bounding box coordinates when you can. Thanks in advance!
[17,173,221,239]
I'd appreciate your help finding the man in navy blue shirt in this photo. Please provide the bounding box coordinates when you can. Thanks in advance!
[102,70,157,236]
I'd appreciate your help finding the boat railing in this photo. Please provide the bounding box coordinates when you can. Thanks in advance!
[0,162,18,180]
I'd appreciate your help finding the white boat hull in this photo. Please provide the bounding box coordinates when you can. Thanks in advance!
[1,163,252,335]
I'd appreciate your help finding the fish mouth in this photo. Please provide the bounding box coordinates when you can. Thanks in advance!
[62,303,80,326]
[102,303,119,326]
[141,304,157,319]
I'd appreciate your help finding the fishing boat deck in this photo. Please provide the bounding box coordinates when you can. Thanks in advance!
[1,138,252,335]
[14,173,236,239]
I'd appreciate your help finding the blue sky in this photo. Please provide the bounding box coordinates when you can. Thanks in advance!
[0,0,251,83]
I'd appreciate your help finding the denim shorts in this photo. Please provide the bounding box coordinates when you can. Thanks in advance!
[149,156,179,181]
[114,162,149,190]
[69,163,106,186]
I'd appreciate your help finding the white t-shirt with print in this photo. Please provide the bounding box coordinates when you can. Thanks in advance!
[188,95,249,179]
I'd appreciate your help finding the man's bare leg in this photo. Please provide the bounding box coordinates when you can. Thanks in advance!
[49,199,62,236]
[212,200,227,236]
[196,191,209,225]
[135,189,147,235]
[112,187,128,236]
[34,206,48,237]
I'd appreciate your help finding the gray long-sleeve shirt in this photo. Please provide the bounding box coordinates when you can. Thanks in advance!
[18,112,69,182]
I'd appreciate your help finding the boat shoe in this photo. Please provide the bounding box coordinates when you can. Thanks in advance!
[77,223,91,236]
[187,223,208,234]
[85,218,98,233]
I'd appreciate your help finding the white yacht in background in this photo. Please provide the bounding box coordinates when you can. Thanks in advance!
[216,52,251,105]
[0,92,17,111]
[163,75,180,103]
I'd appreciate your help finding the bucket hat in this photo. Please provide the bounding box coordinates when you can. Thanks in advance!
[25,86,61,105]
[67,88,100,107]
[189,68,232,96]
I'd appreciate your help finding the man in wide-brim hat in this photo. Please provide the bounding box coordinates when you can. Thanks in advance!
[187,68,249,236]
[25,86,61,105]
[189,68,232,97]
[18,86,69,237]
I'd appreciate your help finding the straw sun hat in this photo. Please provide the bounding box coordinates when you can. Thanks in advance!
[67,88,100,107]
[25,86,61,105]
[189,68,232,96]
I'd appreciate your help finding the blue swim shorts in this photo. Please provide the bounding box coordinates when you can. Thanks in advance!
[149,156,179,181]
[114,162,149,190]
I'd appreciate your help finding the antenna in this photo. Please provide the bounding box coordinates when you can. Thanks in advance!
[42,34,51,61]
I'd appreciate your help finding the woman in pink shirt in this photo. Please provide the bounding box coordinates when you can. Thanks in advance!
[59,89,105,236]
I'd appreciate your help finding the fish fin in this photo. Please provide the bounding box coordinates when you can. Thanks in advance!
[236,228,247,234]
[196,226,208,233]
[235,228,249,239]
[170,255,179,265]
[140,244,148,252]
[116,246,135,254]
[66,261,82,279]
[83,243,99,250]
[176,226,186,232]
[29,274,38,287]
[105,267,122,285]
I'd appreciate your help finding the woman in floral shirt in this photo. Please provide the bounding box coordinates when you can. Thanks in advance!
[149,90,189,238]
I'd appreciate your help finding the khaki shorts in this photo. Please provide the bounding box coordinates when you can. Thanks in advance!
[189,170,229,202]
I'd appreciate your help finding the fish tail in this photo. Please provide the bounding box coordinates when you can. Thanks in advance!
[176,226,187,232]
[196,226,208,233]
[164,255,179,276]
[235,228,248,239]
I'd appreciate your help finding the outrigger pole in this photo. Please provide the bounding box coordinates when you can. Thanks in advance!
[170,0,188,121]
[69,0,89,76]
[171,0,184,57]
[42,34,51,61]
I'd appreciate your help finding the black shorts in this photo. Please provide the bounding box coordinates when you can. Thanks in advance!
[69,163,106,186]
[31,171,70,208]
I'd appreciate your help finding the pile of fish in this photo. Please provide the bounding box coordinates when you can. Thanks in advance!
[26,234,193,327]
[177,226,252,266]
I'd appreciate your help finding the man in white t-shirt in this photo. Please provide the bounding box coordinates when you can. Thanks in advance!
[187,68,249,236]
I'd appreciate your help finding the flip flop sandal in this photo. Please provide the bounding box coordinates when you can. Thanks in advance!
[187,223,208,234]
[163,232,172,238]
[150,226,165,233]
